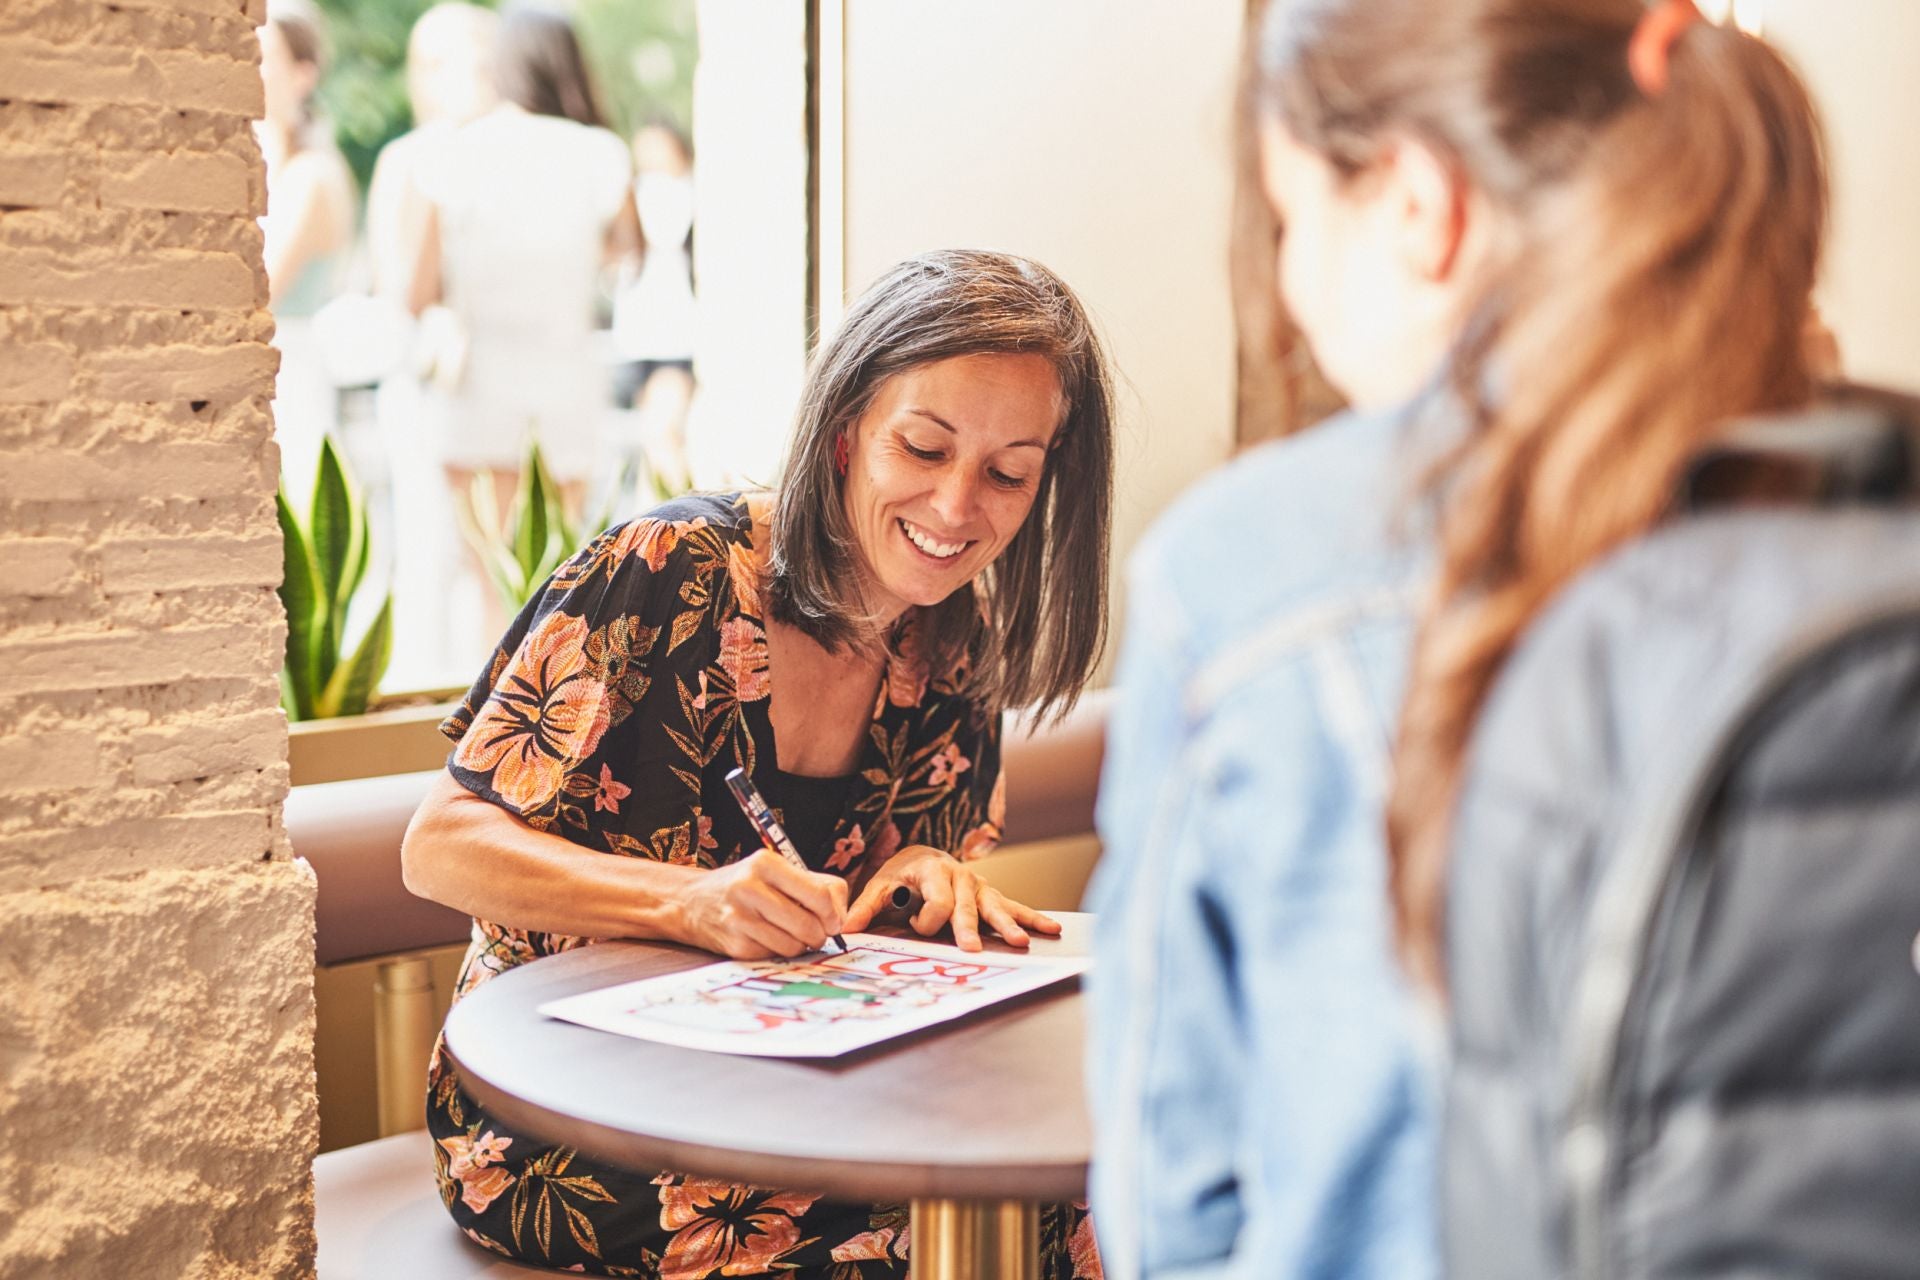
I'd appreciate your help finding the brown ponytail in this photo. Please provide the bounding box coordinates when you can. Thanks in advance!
[1253,0,1828,988]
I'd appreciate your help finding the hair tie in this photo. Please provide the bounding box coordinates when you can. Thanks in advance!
[1629,0,1704,96]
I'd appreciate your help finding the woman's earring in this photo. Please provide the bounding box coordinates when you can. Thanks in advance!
[833,432,850,476]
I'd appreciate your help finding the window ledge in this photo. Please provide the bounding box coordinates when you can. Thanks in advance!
[289,699,459,787]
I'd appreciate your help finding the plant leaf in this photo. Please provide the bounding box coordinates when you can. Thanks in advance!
[310,436,354,652]
[468,468,501,539]
[278,666,300,723]
[344,485,371,613]
[455,470,534,614]
[315,594,393,718]
[457,443,592,615]
[517,443,550,583]
[276,488,321,722]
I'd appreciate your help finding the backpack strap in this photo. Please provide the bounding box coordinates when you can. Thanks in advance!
[1681,384,1920,511]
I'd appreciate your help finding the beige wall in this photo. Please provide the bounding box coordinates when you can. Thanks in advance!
[837,0,1243,670]
[1766,2,1920,393]
[0,3,317,1276]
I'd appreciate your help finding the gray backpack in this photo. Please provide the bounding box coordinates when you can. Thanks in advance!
[1444,386,1920,1279]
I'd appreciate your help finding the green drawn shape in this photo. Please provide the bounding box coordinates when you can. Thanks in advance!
[775,980,877,1003]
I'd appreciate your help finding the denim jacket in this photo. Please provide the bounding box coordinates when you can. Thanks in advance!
[1087,409,1440,1280]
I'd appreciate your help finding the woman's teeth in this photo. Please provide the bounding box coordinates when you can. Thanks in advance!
[900,519,967,559]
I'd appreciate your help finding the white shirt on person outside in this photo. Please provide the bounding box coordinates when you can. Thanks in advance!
[414,103,631,479]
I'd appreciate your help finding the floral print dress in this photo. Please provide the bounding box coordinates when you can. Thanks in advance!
[426,493,1101,1279]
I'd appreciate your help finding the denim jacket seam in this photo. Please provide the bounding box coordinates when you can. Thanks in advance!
[1183,581,1422,721]
[1310,635,1393,806]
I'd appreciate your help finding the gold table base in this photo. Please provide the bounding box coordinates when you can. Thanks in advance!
[910,1198,1039,1280]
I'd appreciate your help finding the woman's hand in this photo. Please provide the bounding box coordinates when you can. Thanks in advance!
[675,850,849,960]
[844,844,1063,952]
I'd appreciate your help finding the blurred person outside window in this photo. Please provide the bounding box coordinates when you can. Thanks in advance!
[361,2,502,690]
[259,0,357,500]
[404,2,643,508]
[610,118,697,496]
[366,3,501,302]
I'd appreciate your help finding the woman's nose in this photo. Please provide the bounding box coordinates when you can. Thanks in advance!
[928,467,980,527]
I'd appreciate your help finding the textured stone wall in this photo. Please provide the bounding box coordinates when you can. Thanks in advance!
[0,1,318,1277]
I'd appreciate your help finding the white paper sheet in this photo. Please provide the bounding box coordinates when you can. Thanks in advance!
[537,934,1088,1058]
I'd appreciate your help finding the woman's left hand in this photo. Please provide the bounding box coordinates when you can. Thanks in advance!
[844,844,1064,952]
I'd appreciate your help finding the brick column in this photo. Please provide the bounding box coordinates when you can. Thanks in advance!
[0,2,318,1276]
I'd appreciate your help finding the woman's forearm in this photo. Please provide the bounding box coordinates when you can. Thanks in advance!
[401,771,695,941]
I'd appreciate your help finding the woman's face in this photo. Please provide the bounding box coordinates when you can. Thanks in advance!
[1260,118,1467,411]
[841,352,1062,623]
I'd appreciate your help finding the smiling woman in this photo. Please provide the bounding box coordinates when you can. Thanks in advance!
[770,249,1116,726]
[400,248,1114,1276]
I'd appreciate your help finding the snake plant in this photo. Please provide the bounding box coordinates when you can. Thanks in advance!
[458,442,605,614]
[277,436,394,721]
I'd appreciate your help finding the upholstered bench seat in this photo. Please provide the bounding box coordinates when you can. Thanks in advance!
[315,1131,553,1277]
[289,770,473,967]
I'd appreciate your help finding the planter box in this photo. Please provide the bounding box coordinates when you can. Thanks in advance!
[288,697,460,787]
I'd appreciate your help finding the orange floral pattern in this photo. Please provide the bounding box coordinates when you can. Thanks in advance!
[428,494,1101,1277]
[453,610,613,815]
[592,764,631,814]
[715,616,770,703]
[958,773,1007,861]
[927,743,970,787]
[655,1178,818,1277]
[610,514,709,574]
[831,1203,909,1265]
[439,1131,516,1213]
[826,824,866,872]
[885,615,931,708]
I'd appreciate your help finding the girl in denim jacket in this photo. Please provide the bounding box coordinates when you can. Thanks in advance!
[1087,2,1828,1275]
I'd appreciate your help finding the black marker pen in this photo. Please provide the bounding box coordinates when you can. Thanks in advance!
[724,767,849,954]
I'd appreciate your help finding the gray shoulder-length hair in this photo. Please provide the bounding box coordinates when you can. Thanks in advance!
[767,249,1115,725]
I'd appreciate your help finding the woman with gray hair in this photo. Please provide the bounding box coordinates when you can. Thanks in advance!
[403,249,1112,1277]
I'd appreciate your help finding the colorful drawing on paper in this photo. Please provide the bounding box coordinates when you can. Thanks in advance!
[636,946,1017,1033]
[537,934,1087,1058]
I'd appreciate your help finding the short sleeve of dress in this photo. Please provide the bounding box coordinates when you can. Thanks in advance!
[439,509,712,833]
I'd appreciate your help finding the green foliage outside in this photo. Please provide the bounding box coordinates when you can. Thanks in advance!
[311,0,436,193]
[575,0,698,140]
[311,0,697,193]
[279,437,395,721]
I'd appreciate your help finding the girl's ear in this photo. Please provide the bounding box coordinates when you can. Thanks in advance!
[1384,134,1471,284]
